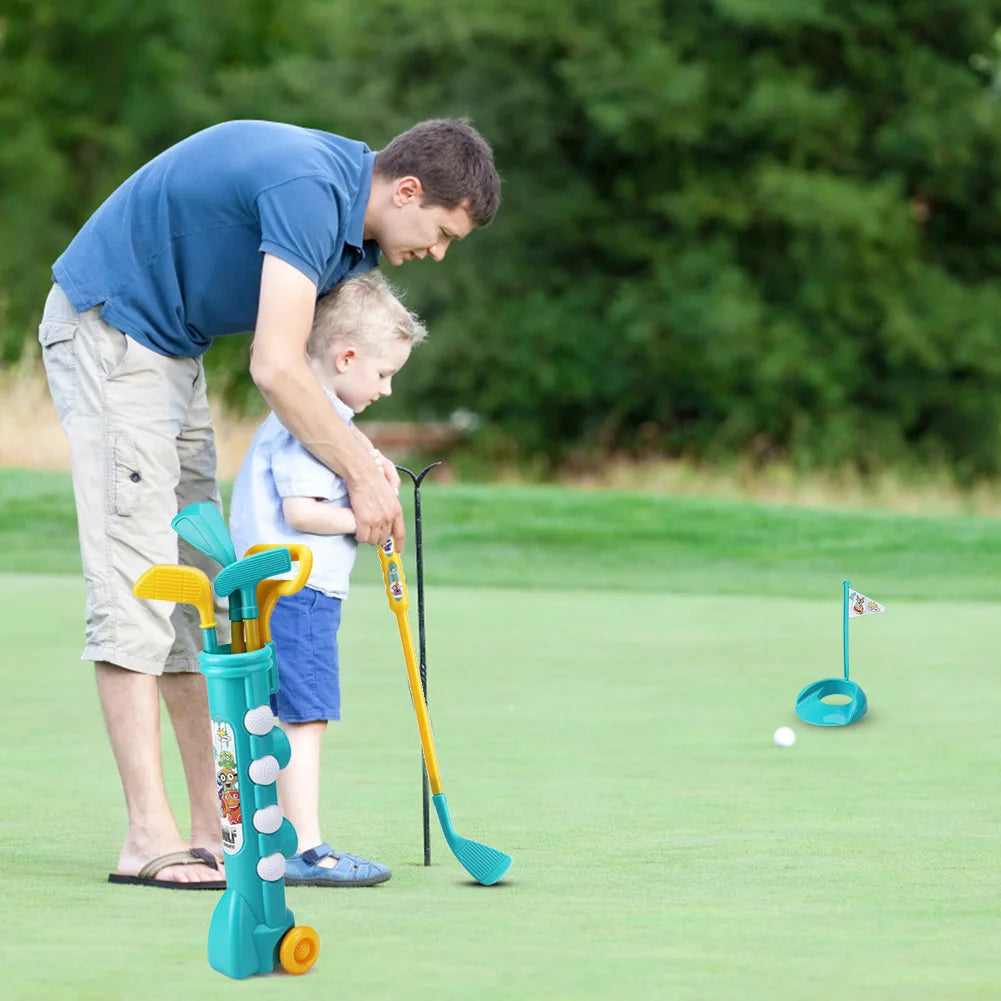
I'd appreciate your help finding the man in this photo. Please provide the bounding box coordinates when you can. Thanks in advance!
[38,118,500,887]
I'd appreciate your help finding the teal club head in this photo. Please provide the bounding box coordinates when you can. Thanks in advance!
[172,502,237,566]
[431,793,512,886]
[214,548,292,619]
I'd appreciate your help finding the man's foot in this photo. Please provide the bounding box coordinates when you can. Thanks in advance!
[108,848,226,889]
[112,839,226,887]
[285,843,391,887]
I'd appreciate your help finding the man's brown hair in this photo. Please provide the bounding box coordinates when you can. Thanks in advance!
[374,118,501,228]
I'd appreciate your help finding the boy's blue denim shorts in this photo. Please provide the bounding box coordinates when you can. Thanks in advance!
[268,586,342,723]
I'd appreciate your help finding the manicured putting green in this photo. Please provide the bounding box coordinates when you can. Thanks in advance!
[2,575,998,1001]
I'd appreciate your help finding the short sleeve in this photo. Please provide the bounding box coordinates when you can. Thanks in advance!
[256,176,346,285]
[271,437,348,503]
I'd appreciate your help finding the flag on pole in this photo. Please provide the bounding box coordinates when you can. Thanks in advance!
[848,589,885,617]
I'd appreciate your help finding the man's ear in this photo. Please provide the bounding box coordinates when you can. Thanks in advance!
[393,176,424,206]
[334,347,356,373]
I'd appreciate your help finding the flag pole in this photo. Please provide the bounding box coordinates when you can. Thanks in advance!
[843,579,850,680]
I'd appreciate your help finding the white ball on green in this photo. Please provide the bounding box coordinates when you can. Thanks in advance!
[773,726,796,747]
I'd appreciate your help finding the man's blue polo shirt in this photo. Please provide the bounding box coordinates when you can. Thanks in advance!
[53,120,381,358]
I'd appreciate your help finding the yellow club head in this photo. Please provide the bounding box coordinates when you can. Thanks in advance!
[133,565,216,631]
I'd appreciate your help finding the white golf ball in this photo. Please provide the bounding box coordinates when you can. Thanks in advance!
[773,726,796,747]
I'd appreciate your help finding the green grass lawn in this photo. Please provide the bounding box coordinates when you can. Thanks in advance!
[1,469,999,999]
[6,467,1001,599]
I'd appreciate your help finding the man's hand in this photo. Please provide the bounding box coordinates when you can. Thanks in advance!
[352,425,401,495]
[346,463,406,549]
[372,449,402,495]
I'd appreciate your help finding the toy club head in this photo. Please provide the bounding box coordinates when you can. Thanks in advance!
[171,502,236,566]
[245,544,314,644]
[432,793,512,885]
[214,547,293,652]
[133,565,220,652]
[171,502,246,648]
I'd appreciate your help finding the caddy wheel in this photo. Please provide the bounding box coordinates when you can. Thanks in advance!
[279,925,320,975]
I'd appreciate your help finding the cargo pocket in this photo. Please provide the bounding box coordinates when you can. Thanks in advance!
[104,329,137,381]
[38,319,78,422]
[111,435,143,516]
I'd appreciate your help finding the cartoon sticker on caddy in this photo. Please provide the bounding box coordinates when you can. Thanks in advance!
[212,720,243,854]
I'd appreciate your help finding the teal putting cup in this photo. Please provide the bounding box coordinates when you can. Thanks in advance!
[795,677,868,727]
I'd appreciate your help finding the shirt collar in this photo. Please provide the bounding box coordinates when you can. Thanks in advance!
[346,150,377,253]
[323,385,355,422]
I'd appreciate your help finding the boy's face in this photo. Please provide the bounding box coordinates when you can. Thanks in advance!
[320,337,413,414]
[377,179,474,266]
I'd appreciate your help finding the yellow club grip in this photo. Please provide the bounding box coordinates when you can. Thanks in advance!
[378,538,410,614]
[378,538,441,794]
[245,544,314,644]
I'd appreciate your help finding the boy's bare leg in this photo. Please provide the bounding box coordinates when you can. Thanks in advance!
[97,662,222,883]
[159,670,224,864]
[278,720,338,866]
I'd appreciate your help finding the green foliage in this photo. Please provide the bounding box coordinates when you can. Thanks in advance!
[3,2,1001,476]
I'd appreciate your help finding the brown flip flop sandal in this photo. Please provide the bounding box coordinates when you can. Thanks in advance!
[108,847,226,889]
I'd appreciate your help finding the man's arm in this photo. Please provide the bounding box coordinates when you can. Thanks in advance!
[249,253,405,547]
[351,424,402,494]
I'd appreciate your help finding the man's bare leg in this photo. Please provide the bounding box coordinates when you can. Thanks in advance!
[159,670,224,862]
[97,661,221,883]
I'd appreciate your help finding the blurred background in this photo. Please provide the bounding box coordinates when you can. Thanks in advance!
[4,0,1001,489]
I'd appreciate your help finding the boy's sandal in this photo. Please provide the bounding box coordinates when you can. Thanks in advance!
[284,842,391,887]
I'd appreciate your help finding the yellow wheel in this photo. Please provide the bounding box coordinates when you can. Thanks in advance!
[279,925,320,975]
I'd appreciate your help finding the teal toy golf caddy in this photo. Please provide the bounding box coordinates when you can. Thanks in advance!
[133,511,318,979]
[201,641,317,977]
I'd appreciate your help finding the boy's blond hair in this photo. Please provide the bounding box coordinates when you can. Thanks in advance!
[308,272,427,358]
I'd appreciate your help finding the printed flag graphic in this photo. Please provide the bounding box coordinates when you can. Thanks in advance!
[848,589,885,617]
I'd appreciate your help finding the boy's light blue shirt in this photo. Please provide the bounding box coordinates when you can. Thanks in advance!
[53,120,380,358]
[230,390,357,599]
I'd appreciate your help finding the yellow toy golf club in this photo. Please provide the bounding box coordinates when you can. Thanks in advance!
[378,537,511,885]
[133,564,220,652]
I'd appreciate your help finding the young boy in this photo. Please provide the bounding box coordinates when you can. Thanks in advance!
[230,272,426,886]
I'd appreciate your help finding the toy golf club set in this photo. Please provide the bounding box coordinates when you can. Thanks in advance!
[132,490,511,981]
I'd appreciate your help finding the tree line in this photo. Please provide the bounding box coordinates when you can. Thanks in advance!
[3,1,1001,478]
